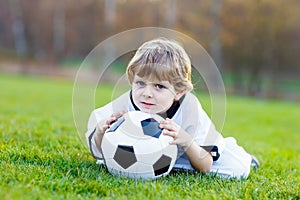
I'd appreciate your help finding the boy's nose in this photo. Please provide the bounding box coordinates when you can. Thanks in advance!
[142,86,153,98]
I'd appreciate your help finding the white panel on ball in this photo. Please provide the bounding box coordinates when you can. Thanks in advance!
[134,137,163,164]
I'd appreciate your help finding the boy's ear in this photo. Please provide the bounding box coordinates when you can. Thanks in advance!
[174,90,187,101]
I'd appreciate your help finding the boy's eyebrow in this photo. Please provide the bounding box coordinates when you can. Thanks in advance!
[134,76,172,86]
[156,81,171,85]
[148,80,170,85]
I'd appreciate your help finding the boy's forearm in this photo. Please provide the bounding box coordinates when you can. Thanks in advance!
[184,141,213,173]
[94,129,104,153]
[93,120,107,154]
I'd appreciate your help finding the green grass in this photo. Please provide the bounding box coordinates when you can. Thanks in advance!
[0,74,299,199]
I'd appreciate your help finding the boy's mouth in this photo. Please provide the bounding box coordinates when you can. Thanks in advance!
[141,101,155,107]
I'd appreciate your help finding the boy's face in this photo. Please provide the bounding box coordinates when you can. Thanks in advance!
[131,75,185,114]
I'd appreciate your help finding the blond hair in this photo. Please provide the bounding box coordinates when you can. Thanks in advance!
[126,38,193,92]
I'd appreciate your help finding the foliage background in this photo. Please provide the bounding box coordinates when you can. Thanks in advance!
[0,0,299,99]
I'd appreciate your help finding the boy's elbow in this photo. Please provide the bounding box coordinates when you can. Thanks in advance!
[198,155,213,174]
[201,165,212,174]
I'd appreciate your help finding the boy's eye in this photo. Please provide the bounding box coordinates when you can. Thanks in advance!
[136,81,145,86]
[155,84,165,89]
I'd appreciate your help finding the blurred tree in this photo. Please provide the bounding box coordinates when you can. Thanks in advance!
[104,0,116,62]
[1,0,299,99]
[53,0,65,62]
[9,0,28,73]
[266,0,298,98]
[222,0,300,97]
[105,0,116,32]
[221,1,245,93]
[96,0,118,79]
[210,0,223,71]
[0,1,13,52]
[246,0,270,96]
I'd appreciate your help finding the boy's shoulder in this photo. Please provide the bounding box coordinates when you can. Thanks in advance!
[182,92,201,106]
[176,92,202,116]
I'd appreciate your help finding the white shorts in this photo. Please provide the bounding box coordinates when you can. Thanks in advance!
[209,137,252,179]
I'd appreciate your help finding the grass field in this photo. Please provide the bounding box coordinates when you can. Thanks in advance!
[0,74,299,199]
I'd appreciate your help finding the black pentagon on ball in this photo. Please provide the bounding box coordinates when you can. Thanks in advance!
[153,154,172,176]
[141,118,162,138]
[113,145,137,169]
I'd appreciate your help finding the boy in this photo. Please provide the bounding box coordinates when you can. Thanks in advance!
[86,38,259,179]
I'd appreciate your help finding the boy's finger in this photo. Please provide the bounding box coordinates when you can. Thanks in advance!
[163,129,177,138]
[160,122,177,131]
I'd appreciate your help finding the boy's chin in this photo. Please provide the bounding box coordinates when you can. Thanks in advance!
[139,109,157,114]
[138,105,167,115]
[140,109,167,117]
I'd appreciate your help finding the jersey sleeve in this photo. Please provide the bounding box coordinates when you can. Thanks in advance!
[85,91,131,160]
[177,93,225,161]
[85,110,104,160]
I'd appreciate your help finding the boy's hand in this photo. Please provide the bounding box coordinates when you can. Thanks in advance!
[159,118,193,149]
[94,110,127,154]
[96,110,127,136]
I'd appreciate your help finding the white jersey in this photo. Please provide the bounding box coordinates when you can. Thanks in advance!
[86,91,252,179]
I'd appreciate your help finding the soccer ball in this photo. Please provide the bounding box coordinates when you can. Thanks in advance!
[101,111,177,180]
